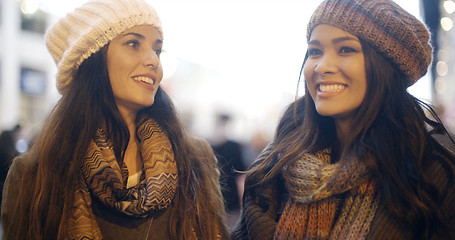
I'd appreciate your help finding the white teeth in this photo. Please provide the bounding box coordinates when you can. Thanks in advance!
[133,76,154,85]
[319,84,345,93]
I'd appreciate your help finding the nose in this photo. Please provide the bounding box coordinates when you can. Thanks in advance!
[144,49,160,69]
[314,53,337,75]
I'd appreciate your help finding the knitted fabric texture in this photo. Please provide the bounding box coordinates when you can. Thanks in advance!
[231,145,455,239]
[231,143,282,239]
[45,0,162,94]
[68,119,177,239]
[273,149,379,239]
[307,0,432,86]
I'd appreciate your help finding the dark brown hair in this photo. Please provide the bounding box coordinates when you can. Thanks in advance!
[248,40,455,239]
[4,46,228,240]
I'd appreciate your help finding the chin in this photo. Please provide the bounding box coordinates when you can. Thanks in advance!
[315,107,334,116]
[140,102,155,109]
[136,97,155,107]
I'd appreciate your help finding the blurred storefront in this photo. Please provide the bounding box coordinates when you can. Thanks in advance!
[0,0,454,152]
[430,0,455,134]
[0,0,58,149]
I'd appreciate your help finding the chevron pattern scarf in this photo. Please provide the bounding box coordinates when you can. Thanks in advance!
[67,119,178,239]
[274,149,379,239]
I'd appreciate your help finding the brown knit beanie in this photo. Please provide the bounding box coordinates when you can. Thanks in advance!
[307,0,433,86]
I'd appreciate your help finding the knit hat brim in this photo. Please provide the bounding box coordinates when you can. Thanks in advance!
[45,0,163,94]
[307,0,433,86]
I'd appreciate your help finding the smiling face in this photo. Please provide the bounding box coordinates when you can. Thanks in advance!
[304,24,367,124]
[107,25,163,117]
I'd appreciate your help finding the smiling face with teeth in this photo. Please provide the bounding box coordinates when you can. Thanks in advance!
[106,25,163,119]
[304,24,367,125]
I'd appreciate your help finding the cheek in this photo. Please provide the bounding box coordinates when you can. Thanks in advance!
[303,62,312,80]
[107,58,128,92]
[359,80,368,102]
[106,46,131,78]
[354,63,368,98]
[107,66,124,91]
[108,75,123,98]
[303,62,316,98]
[107,55,121,82]
[156,65,164,83]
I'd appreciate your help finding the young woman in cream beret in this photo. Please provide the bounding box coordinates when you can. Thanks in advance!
[1,0,228,239]
[232,0,455,239]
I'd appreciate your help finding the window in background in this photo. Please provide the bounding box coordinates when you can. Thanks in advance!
[20,0,47,34]
[19,67,48,130]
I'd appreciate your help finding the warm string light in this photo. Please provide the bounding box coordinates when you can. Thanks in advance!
[441,1,455,31]
[435,1,455,96]
[441,17,453,31]
[444,0,455,14]
[20,0,40,15]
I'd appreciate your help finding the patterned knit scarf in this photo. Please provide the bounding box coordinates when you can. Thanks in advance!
[67,119,178,239]
[274,149,379,239]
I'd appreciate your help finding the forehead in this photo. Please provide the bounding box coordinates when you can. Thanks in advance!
[309,24,359,42]
[115,25,163,41]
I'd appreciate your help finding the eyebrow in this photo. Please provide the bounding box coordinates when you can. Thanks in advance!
[123,32,144,38]
[122,32,163,44]
[308,36,360,45]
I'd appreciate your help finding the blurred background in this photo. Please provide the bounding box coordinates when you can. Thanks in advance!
[0,0,453,230]
[2,0,448,158]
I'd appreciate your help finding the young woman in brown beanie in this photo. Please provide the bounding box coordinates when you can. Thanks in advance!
[1,0,228,239]
[232,0,455,239]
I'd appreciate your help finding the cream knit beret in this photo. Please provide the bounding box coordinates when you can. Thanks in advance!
[45,0,163,94]
[307,0,433,86]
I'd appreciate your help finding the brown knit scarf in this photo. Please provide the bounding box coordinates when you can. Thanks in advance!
[274,149,379,239]
[67,119,178,239]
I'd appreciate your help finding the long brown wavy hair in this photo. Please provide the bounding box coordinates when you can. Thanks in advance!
[4,46,228,240]
[248,40,455,239]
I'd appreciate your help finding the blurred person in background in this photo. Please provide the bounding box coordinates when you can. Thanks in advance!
[209,113,246,230]
[1,0,228,239]
[232,0,455,239]
[0,124,21,205]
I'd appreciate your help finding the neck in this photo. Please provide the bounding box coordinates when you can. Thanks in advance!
[117,105,142,174]
[117,105,138,137]
[335,119,351,153]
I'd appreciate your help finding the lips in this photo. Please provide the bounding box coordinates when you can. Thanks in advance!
[318,83,346,93]
[132,76,155,85]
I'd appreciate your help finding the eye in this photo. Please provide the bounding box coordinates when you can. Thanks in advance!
[155,49,162,57]
[308,48,322,57]
[339,46,356,54]
[126,40,140,49]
